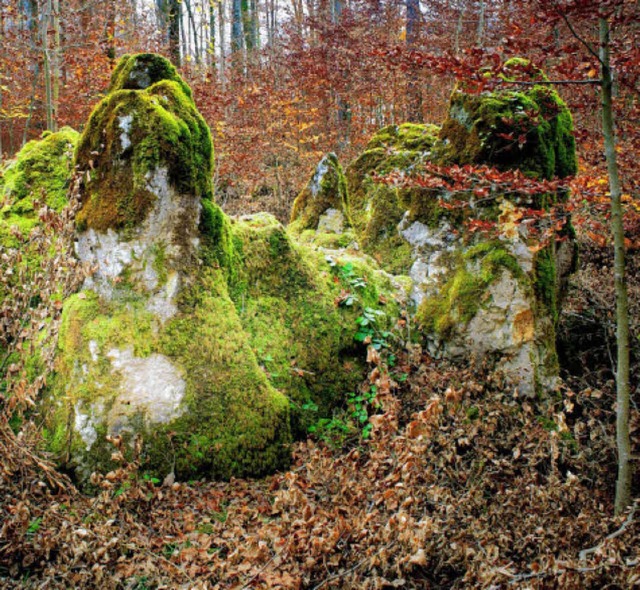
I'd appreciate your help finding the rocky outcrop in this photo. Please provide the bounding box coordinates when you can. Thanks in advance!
[292,60,577,396]
[44,54,400,484]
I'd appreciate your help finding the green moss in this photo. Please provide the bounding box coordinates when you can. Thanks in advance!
[533,245,558,322]
[437,68,577,181]
[47,267,292,483]
[501,58,549,83]
[0,127,78,246]
[227,213,401,435]
[289,153,348,234]
[108,53,192,99]
[75,58,212,233]
[418,241,526,337]
[344,123,440,273]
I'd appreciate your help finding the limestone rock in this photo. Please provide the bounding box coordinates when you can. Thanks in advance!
[45,54,402,484]
[296,61,578,396]
[46,55,292,483]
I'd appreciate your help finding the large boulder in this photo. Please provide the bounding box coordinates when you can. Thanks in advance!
[291,61,578,396]
[44,54,401,483]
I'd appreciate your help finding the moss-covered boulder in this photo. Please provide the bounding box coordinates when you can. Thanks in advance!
[293,61,578,396]
[343,123,441,274]
[0,127,78,248]
[45,54,293,483]
[438,60,577,180]
[227,212,404,434]
[290,153,348,238]
[46,54,403,484]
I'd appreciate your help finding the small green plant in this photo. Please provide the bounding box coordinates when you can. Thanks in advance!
[308,415,353,448]
[142,473,160,485]
[26,517,42,538]
[466,406,480,420]
[113,481,131,498]
[355,307,389,350]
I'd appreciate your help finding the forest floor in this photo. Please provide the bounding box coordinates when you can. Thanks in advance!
[1,198,639,588]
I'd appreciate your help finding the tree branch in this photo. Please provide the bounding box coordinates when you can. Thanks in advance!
[579,499,638,561]
[553,1,605,66]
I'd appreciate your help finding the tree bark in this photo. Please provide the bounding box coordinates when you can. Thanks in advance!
[168,0,181,67]
[599,16,632,516]
[42,0,55,131]
[406,0,422,122]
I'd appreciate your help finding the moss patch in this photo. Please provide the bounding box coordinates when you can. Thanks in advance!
[417,241,526,338]
[344,123,440,273]
[0,127,78,247]
[47,267,292,483]
[225,213,401,435]
[437,80,576,180]
[108,53,193,99]
[75,56,212,233]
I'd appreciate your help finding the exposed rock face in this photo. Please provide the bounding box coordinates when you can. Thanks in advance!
[45,54,400,484]
[292,61,578,396]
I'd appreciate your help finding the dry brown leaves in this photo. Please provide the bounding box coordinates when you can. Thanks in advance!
[1,349,638,589]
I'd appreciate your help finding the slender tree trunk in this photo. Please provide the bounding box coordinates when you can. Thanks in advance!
[454,6,464,54]
[52,0,61,123]
[599,16,632,516]
[476,0,485,47]
[231,0,244,52]
[218,0,226,80]
[208,0,217,72]
[42,0,55,131]
[185,0,201,63]
[250,0,259,50]
[168,0,181,66]
[406,0,422,122]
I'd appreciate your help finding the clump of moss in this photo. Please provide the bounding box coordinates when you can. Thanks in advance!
[344,123,441,273]
[226,212,401,435]
[108,53,192,99]
[290,153,348,234]
[0,127,78,247]
[75,55,212,233]
[437,59,576,181]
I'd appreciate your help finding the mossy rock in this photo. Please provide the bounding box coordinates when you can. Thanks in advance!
[45,53,407,484]
[227,212,403,435]
[437,77,577,181]
[108,53,193,99]
[75,57,212,233]
[0,127,79,248]
[344,123,441,274]
[47,270,291,483]
[290,153,348,235]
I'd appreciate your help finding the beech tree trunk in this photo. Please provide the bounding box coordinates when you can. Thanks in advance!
[168,0,181,67]
[406,0,422,122]
[599,16,632,516]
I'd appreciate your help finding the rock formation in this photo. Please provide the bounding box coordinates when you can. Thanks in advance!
[43,54,399,484]
[292,59,577,396]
